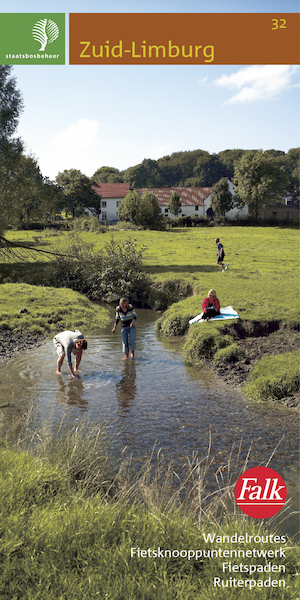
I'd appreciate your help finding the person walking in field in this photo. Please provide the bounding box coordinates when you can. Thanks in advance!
[112,297,137,359]
[215,238,228,272]
[53,330,88,379]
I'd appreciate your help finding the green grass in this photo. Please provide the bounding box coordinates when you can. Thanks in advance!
[3,226,299,324]
[181,321,233,364]
[243,350,300,402]
[214,342,245,364]
[0,283,110,335]
[0,429,298,600]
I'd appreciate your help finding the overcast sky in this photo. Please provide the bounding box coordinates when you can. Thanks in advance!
[1,0,299,180]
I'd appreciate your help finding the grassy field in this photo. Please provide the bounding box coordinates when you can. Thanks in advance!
[0,283,110,335]
[3,225,299,323]
[1,226,299,402]
[0,422,298,600]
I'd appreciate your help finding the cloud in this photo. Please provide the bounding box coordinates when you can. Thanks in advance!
[38,119,102,178]
[52,118,100,150]
[213,65,299,103]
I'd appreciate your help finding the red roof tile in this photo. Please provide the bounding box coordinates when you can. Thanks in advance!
[92,183,131,198]
[136,187,211,206]
[91,183,212,206]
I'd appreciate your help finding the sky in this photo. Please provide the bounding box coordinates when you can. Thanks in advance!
[1,0,299,181]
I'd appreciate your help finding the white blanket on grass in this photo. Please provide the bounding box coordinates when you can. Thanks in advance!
[189,305,239,326]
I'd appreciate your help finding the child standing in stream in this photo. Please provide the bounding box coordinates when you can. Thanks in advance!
[112,297,137,359]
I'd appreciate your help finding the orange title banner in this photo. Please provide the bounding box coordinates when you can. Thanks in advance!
[69,13,299,65]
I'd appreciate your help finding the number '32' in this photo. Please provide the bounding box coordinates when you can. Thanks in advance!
[272,18,287,30]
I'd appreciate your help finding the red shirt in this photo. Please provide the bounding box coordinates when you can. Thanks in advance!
[202,296,220,312]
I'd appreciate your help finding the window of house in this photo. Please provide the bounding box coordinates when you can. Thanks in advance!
[102,212,107,219]
[195,205,198,211]
[164,208,168,213]
[101,201,107,207]
[116,201,121,207]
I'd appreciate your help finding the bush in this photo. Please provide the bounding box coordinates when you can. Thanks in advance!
[243,350,300,402]
[149,279,193,311]
[71,216,107,233]
[113,220,140,230]
[214,342,245,363]
[167,214,211,228]
[155,300,195,335]
[45,235,152,305]
[182,324,233,364]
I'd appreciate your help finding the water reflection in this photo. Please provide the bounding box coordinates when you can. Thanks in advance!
[56,376,87,408]
[116,359,137,414]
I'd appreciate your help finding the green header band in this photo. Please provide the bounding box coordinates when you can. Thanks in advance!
[0,13,65,65]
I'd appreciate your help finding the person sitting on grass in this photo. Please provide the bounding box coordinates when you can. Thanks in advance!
[112,297,137,359]
[201,289,221,321]
[53,329,87,379]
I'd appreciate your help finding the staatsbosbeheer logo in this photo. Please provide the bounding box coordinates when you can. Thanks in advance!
[234,466,287,519]
[0,13,65,65]
[32,19,59,52]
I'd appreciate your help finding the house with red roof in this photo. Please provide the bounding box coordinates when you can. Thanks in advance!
[135,187,212,218]
[91,182,131,221]
[90,180,248,222]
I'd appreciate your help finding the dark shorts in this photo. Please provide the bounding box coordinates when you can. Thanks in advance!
[203,308,220,319]
[217,254,224,263]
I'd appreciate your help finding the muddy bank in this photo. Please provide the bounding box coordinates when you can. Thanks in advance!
[210,328,299,409]
[0,329,46,361]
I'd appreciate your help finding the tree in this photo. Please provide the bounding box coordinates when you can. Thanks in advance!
[0,155,65,229]
[168,191,181,216]
[138,192,162,228]
[117,190,141,223]
[210,178,234,218]
[274,148,300,201]
[55,169,100,217]
[118,190,162,229]
[193,154,227,186]
[233,150,289,218]
[217,149,246,179]
[92,166,123,184]
[0,66,24,235]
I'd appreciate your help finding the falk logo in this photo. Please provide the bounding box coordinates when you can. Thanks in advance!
[234,466,287,519]
[32,19,59,51]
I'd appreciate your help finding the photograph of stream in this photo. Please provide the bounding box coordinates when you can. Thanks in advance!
[0,308,298,536]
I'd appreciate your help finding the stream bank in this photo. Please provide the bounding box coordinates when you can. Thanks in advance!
[0,329,45,361]
[210,328,299,409]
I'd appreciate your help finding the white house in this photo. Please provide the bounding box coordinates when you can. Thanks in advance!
[90,180,248,222]
[136,187,211,218]
[91,182,131,221]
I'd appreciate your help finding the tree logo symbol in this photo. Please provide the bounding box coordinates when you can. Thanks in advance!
[32,19,59,51]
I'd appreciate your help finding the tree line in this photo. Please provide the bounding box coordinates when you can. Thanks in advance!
[0,65,298,234]
[93,148,299,201]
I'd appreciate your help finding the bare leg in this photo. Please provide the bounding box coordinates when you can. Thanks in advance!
[56,354,64,374]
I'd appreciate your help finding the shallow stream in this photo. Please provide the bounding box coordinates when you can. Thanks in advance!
[0,308,298,533]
